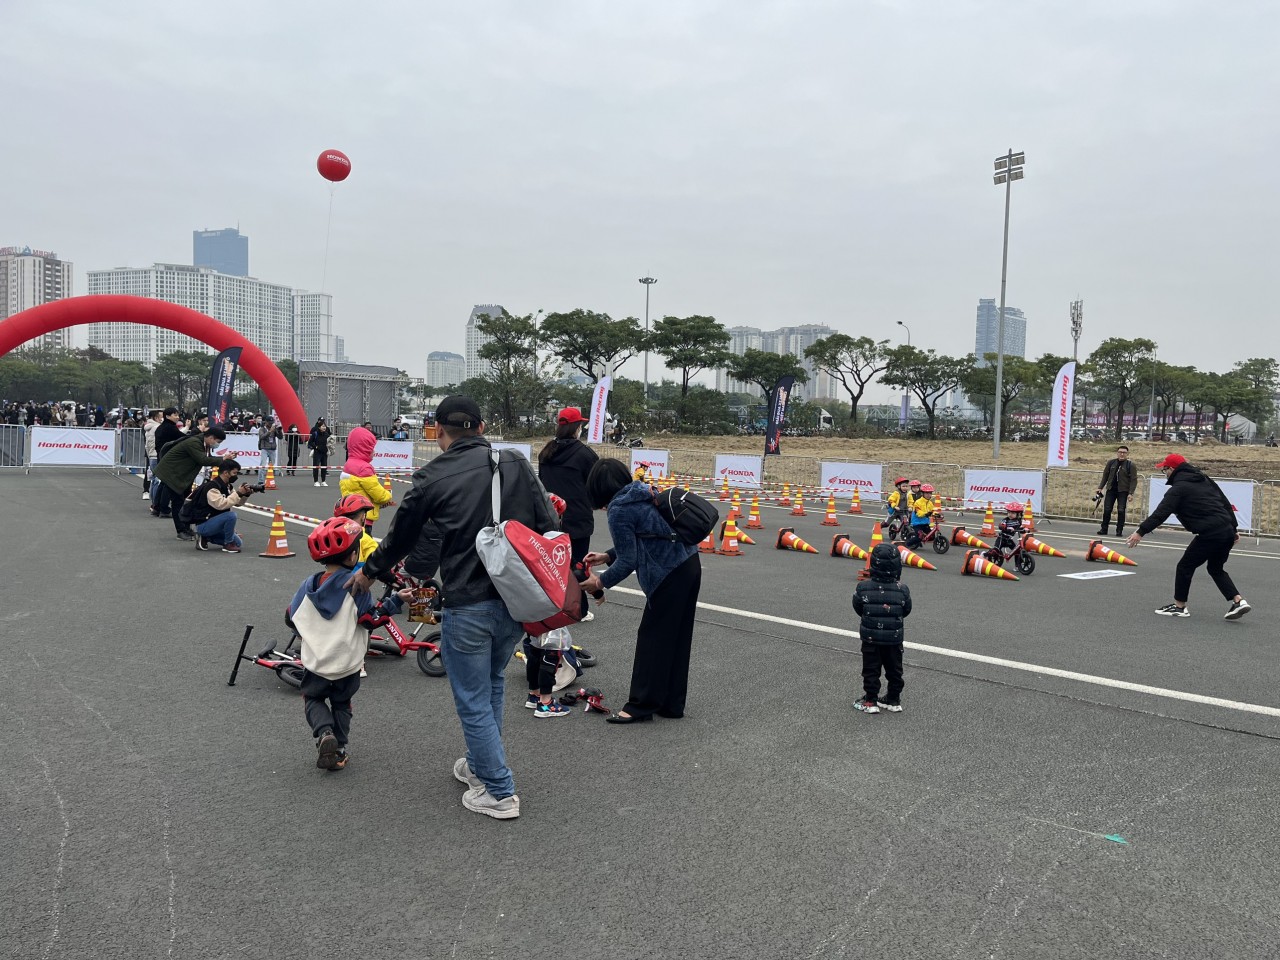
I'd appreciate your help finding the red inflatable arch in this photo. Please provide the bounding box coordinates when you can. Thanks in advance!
[0,295,307,429]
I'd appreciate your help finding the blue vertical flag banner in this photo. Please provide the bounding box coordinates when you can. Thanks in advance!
[763,375,796,456]
[206,347,243,428]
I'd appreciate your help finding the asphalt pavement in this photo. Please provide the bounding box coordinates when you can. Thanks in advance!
[5,468,1280,960]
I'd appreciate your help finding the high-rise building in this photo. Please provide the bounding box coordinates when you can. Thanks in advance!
[715,323,837,399]
[426,351,466,388]
[1,245,75,350]
[973,298,1027,367]
[464,304,504,380]
[295,292,336,361]
[193,228,249,277]
[85,263,295,364]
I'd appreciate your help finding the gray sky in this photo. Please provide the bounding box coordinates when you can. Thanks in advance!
[4,0,1276,400]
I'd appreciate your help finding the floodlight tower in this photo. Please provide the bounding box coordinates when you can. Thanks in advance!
[991,148,1025,460]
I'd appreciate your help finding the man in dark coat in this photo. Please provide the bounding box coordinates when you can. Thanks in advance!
[1095,444,1138,536]
[154,427,226,540]
[1126,454,1250,620]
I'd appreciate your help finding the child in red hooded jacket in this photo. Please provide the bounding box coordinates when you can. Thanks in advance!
[339,426,394,534]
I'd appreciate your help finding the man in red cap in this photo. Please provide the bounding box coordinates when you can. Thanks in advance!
[1126,454,1251,620]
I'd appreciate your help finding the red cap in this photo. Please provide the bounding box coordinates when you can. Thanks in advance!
[557,407,587,425]
[1156,453,1186,471]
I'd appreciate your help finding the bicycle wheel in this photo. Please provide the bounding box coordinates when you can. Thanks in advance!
[571,645,597,667]
[932,536,950,555]
[276,663,305,689]
[1015,552,1036,575]
[416,635,446,676]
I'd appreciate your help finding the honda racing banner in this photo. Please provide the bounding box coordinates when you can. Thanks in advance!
[205,346,243,428]
[631,448,670,479]
[211,432,262,463]
[371,439,414,473]
[763,375,796,456]
[714,454,764,490]
[587,375,612,445]
[1146,477,1254,532]
[964,469,1044,513]
[1046,360,1076,469]
[820,461,883,502]
[29,427,117,467]
[491,441,532,461]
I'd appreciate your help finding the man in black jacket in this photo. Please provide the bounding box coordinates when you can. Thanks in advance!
[1127,454,1250,620]
[1095,445,1137,536]
[149,407,184,515]
[350,395,558,820]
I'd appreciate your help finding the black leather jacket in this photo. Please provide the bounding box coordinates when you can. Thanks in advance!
[362,436,559,608]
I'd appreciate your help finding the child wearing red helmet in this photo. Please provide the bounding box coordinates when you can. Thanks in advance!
[288,517,413,771]
[334,493,379,564]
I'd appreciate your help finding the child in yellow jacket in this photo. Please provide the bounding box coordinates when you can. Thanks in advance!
[334,494,380,564]
[339,426,394,533]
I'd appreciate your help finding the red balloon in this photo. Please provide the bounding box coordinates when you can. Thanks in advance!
[317,149,351,183]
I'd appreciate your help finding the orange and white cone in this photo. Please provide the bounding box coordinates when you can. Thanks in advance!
[698,526,717,554]
[265,463,277,491]
[790,491,806,517]
[950,525,991,550]
[897,544,937,571]
[719,477,730,501]
[980,501,997,537]
[961,549,1018,581]
[258,502,297,558]
[746,496,764,530]
[1085,540,1137,566]
[717,518,742,556]
[1021,534,1065,558]
[728,490,742,522]
[779,482,792,507]
[1022,498,1035,532]
[383,474,393,496]
[731,522,756,546]
[867,520,885,556]
[820,495,840,527]
[848,487,863,514]
[831,533,869,561]
[776,527,818,553]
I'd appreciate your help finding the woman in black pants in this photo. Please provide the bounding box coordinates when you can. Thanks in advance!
[308,418,331,486]
[284,424,302,477]
[537,408,599,567]
[581,459,701,724]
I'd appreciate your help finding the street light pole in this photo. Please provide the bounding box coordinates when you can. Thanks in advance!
[896,320,912,431]
[638,277,657,409]
[1070,299,1083,431]
[991,148,1025,460]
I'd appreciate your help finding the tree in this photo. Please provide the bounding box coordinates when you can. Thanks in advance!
[1231,358,1278,428]
[724,348,808,397]
[881,346,973,439]
[649,315,730,425]
[153,350,215,413]
[960,354,1041,437]
[539,310,645,384]
[1085,338,1157,439]
[803,335,889,423]
[477,310,543,427]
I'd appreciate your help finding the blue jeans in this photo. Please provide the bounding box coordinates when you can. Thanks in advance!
[441,599,523,798]
[196,511,241,547]
[148,458,160,500]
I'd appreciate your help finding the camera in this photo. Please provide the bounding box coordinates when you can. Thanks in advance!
[247,482,266,493]
[1091,491,1104,505]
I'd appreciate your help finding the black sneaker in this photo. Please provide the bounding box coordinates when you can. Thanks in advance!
[316,732,339,770]
[1154,603,1190,618]
[1224,599,1252,621]
[195,536,210,551]
[1094,529,1108,536]
[876,699,904,713]
[176,530,195,541]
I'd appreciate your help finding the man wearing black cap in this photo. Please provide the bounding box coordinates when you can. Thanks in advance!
[351,395,559,819]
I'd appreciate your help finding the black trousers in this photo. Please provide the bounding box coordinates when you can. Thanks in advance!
[861,641,904,702]
[1099,489,1129,533]
[155,484,189,535]
[625,554,701,718]
[286,448,300,474]
[570,535,591,567]
[312,450,328,482]
[524,644,563,696]
[301,670,361,746]
[1174,535,1238,604]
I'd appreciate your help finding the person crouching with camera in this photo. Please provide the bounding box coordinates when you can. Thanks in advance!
[181,458,261,553]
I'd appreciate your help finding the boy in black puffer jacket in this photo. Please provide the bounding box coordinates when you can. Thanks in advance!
[852,543,913,714]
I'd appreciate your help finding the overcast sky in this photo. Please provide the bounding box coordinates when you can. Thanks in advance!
[4,0,1276,401]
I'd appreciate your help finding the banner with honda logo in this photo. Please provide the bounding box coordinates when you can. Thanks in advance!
[1146,477,1254,532]
[714,454,763,490]
[963,469,1044,513]
[211,432,261,464]
[820,462,883,502]
[30,427,117,466]
[631,448,669,479]
[371,440,414,473]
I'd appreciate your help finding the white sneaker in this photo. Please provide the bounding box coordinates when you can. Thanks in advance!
[582,610,595,623]
[321,481,329,487]
[462,786,520,819]
[452,757,483,791]
[1154,603,1190,618]
[314,482,321,487]
[1224,599,1252,621]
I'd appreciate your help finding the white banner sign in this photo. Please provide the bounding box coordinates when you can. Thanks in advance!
[211,432,262,464]
[964,469,1044,513]
[1146,477,1254,532]
[371,439,414,473]
[714,454,763,490]
[820,461,883,502]
[30,427,117,466]
[587,376,612,445]
[1046,361,1076,468]
[631,449,669,479]
[491,441,532,461]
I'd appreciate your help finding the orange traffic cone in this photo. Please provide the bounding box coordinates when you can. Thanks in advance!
[727,521,756,546]
[1085,540,1137,566]
[790,491,806,517]
[719,477,730,501]
[728,490,742,522]
[698,526,717,554]
[980,501,997,537]
[897,544,937,571]
[1023,499,1035,532]
[820,495,840,527]
[950,525,992,550]
[265,463,277,491]
[258,502,297,558]
[1021,534,1065,558]
[383,474,393,496]
[867,520,885,555]
[776,527,818,553]
[848,487,863,514]
[777,482,791,507]
[746,495,764,530]
[717,518,742,556]
[961,549,1018,581]
[831,533,869,561]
